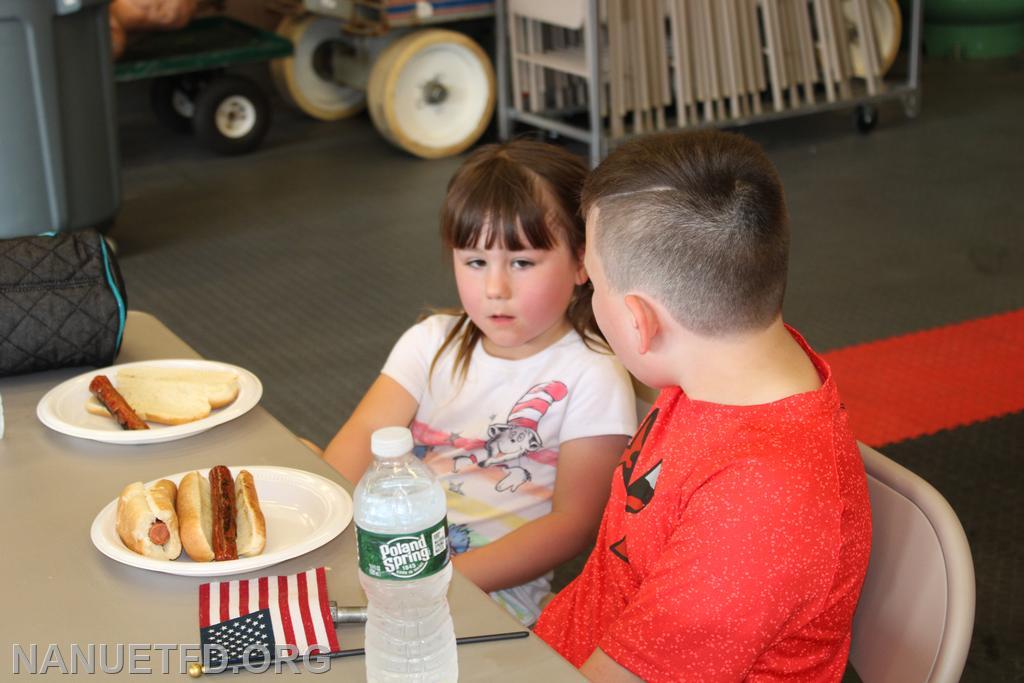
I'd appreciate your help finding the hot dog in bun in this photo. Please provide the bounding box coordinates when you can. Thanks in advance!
[116,480,182,560]
[177,467,265,561]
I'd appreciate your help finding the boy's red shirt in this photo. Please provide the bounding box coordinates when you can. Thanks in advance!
[534,330,872,682]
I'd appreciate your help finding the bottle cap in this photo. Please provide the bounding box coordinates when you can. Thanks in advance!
[370,426,414,458]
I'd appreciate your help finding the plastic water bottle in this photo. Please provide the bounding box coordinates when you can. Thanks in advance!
[355,426,458,682]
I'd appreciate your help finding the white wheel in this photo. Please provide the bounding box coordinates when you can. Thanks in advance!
[368,29,495,159]
[843,0,902,78]
[270,15,369,121]
[215,96,258,139]
[193,76,271,155]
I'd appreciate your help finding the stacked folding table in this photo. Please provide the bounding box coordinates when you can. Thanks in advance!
[496,0,923,163]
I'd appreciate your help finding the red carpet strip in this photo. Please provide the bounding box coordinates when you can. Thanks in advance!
[823,309,1024,447]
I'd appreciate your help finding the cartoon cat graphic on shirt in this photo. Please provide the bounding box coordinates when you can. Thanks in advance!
[451,381,569,493]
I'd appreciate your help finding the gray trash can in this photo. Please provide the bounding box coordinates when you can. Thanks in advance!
[0,0,119,238]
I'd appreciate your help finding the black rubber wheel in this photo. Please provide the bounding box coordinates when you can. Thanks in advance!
[149,75,204,133]
[192,76,271,155]
[856,104,879,134]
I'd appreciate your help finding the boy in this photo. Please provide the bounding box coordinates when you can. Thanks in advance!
[533,131,872,682]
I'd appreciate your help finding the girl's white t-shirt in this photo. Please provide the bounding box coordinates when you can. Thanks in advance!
[382,314,637,624]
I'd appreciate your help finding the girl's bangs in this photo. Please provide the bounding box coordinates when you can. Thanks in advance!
[444,167,557,251]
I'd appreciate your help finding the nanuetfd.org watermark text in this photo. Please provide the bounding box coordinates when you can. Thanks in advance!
[11,643,333,674]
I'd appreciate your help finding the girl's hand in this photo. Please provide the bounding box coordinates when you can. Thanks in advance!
[322,374,419,484]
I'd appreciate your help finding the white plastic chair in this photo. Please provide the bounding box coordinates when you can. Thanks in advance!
[850,443,976,683]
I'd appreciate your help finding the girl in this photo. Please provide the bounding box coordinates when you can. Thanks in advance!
[323,139,636,625]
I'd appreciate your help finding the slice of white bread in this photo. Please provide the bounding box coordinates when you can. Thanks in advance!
[85,367,239,426]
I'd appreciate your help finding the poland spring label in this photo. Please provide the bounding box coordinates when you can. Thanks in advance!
[356,518,450,580]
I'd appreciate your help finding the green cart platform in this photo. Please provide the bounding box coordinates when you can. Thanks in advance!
[115,17,293,155]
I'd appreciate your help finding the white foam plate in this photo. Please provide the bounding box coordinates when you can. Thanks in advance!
[90,466,352,577]
[36,359,262,445]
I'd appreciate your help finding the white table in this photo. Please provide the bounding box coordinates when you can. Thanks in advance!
[0,311,583,680]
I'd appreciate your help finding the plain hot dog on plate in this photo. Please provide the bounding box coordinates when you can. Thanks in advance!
[116,480,181,559]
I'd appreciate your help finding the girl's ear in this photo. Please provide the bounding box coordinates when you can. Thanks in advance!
[623,294,661,355]
[574,246,589,285]
[575,262,589,286]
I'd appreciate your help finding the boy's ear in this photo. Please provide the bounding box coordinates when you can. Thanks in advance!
[623,294,660,355]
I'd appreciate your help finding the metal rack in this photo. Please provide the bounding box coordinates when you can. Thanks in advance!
[495,0,923,166]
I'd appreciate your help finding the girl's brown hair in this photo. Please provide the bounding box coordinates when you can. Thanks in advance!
[430,139,606,381]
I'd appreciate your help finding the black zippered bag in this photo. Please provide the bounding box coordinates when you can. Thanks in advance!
[0,230,127,377]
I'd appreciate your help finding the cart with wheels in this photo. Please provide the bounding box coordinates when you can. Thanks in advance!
[115,17,293,155]
[272,1,496,159]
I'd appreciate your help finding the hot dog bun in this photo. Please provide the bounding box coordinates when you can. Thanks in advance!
[177,471,215,562]
[176,468,266,561]
[115,367,239,409]
[235,470,266,557]
[116,480,182,560]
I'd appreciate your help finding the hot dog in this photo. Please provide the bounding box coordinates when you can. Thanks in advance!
[149,521,171,545]
[116,480,182,560]
[210,465,238,561]
[177,467,266,562]
[89,375,149,430]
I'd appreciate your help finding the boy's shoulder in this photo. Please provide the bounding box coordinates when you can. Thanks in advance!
[651,379,848,467]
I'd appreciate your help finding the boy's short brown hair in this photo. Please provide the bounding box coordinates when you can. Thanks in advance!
[583,130,789,336]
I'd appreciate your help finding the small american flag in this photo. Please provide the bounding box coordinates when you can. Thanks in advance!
[199,567,340,668]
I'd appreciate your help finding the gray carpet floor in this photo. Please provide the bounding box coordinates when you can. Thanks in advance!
[112,54,1023,681]
[114,56,1024,447]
